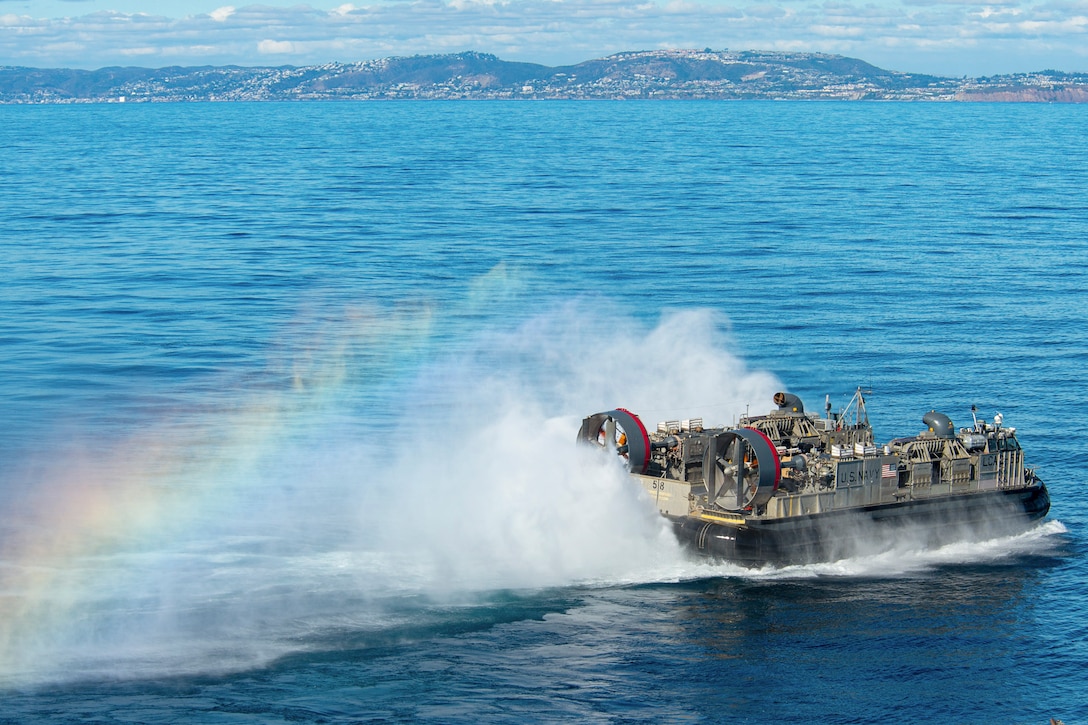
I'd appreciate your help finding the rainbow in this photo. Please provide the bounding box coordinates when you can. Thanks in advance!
[0,299,441,684]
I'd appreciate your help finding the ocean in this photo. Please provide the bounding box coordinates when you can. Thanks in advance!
[0,100,1085,723]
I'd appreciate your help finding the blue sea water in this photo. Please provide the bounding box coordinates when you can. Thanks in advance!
[1,100,1086,723]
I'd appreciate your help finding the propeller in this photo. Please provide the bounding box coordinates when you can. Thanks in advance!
[577,408,652,474]
[703,427,781,510]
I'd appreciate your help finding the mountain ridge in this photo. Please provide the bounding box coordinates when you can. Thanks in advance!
[2,49,1086,103]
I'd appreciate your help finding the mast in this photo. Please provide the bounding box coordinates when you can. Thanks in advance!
[841,386,870,428]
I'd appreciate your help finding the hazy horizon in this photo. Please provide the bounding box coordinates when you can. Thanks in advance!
[1,2,1086,77]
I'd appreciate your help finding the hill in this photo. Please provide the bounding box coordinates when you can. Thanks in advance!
[2,50,1085,103]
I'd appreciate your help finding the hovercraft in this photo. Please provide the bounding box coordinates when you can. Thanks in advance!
[578,389,1049,566]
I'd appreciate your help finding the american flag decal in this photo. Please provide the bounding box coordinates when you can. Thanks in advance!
[881,463,897,478]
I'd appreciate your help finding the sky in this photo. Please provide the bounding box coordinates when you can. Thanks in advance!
[0,0,1086,77]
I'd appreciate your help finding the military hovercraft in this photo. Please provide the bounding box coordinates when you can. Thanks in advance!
[578,389,1049,565]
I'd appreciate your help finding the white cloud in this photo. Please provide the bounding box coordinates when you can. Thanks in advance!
[810,23,867,37]
[258,38,295,53]
[210,6,236,22]
[0,0,1086,75]
[160,44,220,57]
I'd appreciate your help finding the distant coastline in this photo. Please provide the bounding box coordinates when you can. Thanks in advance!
[3,49,1087,104]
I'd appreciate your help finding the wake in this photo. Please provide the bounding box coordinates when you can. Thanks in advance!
[651,518,1069,583]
